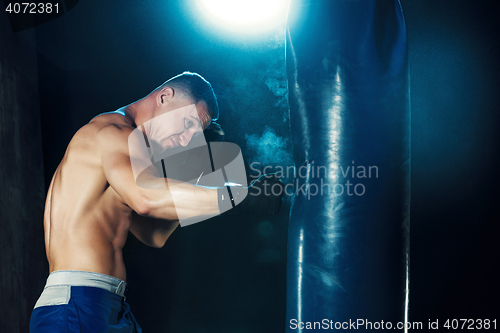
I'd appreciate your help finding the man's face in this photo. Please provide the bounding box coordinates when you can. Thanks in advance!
[145,102,206,151]
[162,103,205,149]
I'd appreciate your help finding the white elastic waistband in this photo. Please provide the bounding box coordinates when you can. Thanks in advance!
[45,270,127,297]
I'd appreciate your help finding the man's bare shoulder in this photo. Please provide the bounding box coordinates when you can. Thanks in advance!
[90,112,136,147]
[90,111,134,129]
[59,112,135,168]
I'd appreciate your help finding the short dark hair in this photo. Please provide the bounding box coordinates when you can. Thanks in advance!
[161,72,219,122]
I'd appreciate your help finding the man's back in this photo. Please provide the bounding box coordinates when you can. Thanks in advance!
[45,112,133,281]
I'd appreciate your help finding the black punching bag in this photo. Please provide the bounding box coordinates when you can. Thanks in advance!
[286,0,410,331]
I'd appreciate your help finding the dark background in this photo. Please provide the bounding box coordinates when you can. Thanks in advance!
[1,0,499,332]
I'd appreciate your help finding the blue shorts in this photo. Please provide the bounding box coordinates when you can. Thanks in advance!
[30,270,142,333]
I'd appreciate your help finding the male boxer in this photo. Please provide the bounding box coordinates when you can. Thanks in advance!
[30,72,281,332]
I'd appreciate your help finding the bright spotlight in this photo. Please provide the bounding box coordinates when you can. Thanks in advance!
[199,0,288,33]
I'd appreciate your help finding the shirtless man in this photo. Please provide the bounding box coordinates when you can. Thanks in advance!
[29,72,223,332]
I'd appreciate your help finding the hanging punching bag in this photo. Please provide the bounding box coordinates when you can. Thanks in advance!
[286,0,410,331]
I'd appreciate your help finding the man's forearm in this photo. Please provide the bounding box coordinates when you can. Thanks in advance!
[138,175,220,220]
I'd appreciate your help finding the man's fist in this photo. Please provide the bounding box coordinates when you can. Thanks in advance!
[218,174,284,215]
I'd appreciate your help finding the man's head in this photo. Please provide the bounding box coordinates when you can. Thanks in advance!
[155,72,219,128]
[147,72,219,149]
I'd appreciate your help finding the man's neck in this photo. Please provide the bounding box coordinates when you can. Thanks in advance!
[123,97,154,128]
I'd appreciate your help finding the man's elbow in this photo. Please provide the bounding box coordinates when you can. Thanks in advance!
[152,221,179,248]
[152,240,167,249]
[151,233,172,248]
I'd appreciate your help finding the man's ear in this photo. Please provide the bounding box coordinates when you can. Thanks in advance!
[157,87,174,107]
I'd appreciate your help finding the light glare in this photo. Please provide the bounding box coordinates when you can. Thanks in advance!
[200,0,288,28]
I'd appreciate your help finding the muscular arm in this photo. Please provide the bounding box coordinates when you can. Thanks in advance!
[99,124,219,221]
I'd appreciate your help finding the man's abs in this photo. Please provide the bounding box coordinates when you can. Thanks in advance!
[44,114,134,281]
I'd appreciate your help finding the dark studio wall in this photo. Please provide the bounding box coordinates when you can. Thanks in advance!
[0,10,48,333]
[0,0,498,332]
